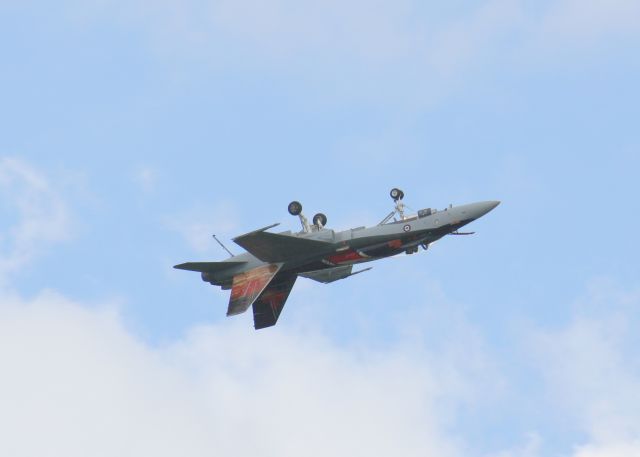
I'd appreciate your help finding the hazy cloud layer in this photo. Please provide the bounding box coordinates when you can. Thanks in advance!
[541,0,640,43]
[62,0,640,86]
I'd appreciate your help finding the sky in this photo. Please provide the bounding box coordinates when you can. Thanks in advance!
[1,0,639,456]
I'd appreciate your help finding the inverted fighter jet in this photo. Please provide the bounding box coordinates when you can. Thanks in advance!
[175,189,499,329]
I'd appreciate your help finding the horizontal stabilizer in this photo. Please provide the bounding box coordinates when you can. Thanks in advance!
[300,265,372,283]
[173,261,246,273]
[233,227,332,263]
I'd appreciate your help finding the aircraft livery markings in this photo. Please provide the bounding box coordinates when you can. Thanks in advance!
[388,239,403,248]
[327,250,366,265]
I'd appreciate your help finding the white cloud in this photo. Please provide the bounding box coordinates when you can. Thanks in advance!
[0,287,490,457]
[8,273,640,457]
[0,157,71,279]
[530,280,640,456]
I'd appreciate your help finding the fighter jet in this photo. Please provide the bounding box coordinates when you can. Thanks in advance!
[175,189,499,329]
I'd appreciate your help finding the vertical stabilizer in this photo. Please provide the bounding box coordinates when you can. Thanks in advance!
[252,273,297,329]
[227,264,281,316]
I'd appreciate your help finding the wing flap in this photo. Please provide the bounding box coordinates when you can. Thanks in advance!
[227,264,282,316]
[233,229,331,263]
[252,273,297,329]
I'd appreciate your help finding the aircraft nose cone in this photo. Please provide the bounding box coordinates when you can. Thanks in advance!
[463,200,500,220]
[484,200,500,213]
[477,200,500,217]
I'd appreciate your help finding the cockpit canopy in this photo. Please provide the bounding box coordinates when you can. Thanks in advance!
[379,207,437,225]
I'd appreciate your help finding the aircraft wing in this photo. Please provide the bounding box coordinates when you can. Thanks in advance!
[227,264,282,316]
[299,265,372,283]
[233,225,332,263]
[252,273,297,329]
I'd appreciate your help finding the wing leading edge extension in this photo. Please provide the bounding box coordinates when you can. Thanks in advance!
[233,225,332,263]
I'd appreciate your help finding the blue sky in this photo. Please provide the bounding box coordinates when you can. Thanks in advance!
[1,1,639,456]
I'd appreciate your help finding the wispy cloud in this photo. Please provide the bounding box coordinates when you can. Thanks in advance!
[540,0,640,44]
[488,432,541,457]
[61,0,639,103]
[164,200,240,254]
[572,441,640,457]
[426,0,525,76]
[133,165,159,194]
[0,157,71,279]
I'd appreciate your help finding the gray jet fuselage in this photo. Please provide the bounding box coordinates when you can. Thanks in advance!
[201,200,500,289]
[175,193,500,329]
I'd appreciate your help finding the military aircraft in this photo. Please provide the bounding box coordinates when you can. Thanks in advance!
[175,189,499,329]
